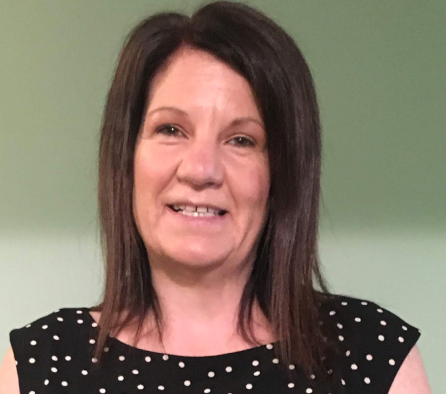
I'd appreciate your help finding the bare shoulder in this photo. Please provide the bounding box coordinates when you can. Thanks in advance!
[0,347,20,394]
[388,345,431,394]
[90,309,101,322]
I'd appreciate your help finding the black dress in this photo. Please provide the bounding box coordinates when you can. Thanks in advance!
[9,294,420,394]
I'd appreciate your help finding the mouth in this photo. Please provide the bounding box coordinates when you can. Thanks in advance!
[167,205,227,217]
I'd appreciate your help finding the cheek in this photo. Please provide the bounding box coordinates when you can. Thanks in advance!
[133,144,172,221]
[134,143,172,191]
[235,161,270,212]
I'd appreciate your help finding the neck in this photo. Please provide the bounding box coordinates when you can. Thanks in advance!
[131,255,275,356]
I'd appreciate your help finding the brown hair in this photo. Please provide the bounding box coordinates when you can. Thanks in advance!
[94,0,340,383]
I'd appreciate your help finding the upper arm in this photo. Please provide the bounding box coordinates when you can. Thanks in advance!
[0,347,20,394]
[388,345,431,394]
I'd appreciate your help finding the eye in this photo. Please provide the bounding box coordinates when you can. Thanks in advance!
[228,135,255,148]
[155,124,183,137]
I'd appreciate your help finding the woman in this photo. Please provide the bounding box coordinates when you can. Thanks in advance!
[0,1,430,393]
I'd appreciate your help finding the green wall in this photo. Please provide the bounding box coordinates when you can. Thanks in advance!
[1,1,444,391]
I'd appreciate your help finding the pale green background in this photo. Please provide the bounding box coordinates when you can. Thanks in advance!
[0,1,444,391]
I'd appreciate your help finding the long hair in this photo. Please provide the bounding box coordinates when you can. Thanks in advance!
[94,0,340,382]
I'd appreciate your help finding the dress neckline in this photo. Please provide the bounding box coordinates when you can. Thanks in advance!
[81,307,281,361]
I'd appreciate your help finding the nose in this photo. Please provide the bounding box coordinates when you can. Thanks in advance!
[175,137,224,189]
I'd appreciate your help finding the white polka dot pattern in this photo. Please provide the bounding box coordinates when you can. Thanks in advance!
[8,295,420,393]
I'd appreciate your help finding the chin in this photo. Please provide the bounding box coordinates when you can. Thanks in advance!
[166,244,229,268]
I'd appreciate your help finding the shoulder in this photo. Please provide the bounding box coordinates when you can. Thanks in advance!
[4,307,94,393]
[1,308,62,394]
[320,294,421,347]
[0,347,19,394]
[388,345,431,393]
[320,293,422,356]
[319,293,426,393]
[9,307,93,354]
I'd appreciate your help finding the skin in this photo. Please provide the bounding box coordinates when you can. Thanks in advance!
[130,47,273,354]
[0,48,432,393]
[134,47,269,273]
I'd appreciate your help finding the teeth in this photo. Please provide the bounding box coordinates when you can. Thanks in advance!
[181,210,216,217]
[171,204,224,216]
[208,208,221,215]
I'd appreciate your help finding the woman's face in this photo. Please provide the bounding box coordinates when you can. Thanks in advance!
[133,47,269,272]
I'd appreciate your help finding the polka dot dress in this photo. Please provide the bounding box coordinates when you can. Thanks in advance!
[9,295,421,393]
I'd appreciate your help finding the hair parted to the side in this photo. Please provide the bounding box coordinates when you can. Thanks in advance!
[94,0,341,383]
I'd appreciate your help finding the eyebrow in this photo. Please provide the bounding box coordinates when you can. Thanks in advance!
[146,106,264,129]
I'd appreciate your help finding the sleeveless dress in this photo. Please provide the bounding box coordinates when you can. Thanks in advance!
[9,294,421,394]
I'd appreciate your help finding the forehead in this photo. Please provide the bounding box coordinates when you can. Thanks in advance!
[146,47,261,118]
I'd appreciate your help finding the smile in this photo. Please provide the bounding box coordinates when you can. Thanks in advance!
[168,205,227,217]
